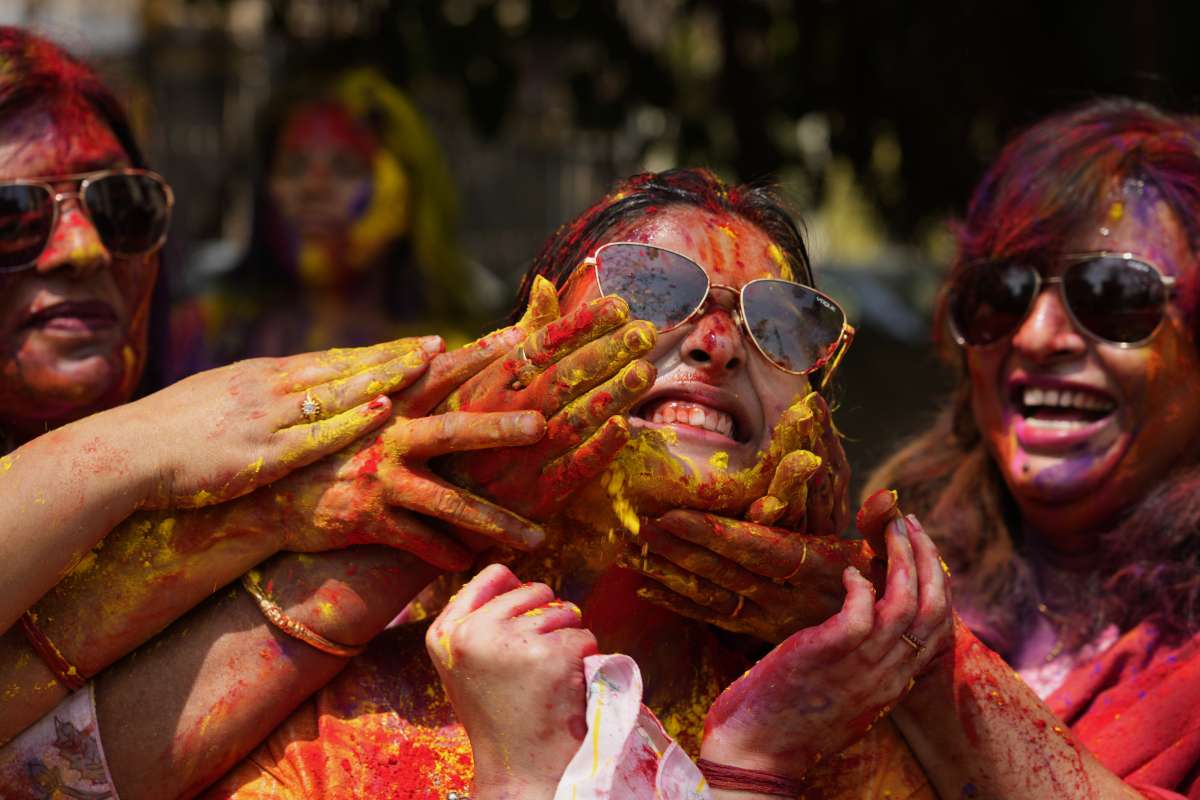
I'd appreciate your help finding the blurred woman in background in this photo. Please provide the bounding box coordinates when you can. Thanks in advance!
[175,66,487,374]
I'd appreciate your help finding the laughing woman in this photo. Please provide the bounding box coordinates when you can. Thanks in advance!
[867,98,1200,798]
[642,99,1200,798]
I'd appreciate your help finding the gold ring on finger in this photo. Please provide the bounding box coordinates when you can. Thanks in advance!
[900,632,925,654]
[300,389,323,423]
[730,594,746,618]
[509,343,535,390]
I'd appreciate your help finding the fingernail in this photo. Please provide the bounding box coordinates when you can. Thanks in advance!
[905,513,922,532]
[847,566,862,579]
[367,395,388,411]
[601,295,630,322]
[420,336,444,355]
[519,412,544,436]
[623,323,655,351]
[622,361,653,391]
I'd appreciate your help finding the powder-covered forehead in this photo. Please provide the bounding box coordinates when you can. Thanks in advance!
[0,99,127,181]
[616,205,797,284]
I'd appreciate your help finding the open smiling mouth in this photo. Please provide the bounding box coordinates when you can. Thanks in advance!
[631,397,752,445]
[1013,385,1117,430]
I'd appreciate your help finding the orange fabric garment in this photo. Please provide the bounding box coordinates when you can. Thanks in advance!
[202,624,474,800]
[1046,621,1200,800]
[202,624,932,800]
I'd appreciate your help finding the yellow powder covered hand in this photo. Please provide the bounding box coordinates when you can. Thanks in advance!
[623,511,875,643]
[746,392,849,536]
[257,324,552,569]
[135,335,446,510]
[434,277,658,520]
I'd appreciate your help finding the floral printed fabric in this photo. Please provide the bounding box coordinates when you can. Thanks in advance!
[0,683,119,800]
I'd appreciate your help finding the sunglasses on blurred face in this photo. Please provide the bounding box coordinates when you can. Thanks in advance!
[564,242,854,388]
[0,169,173,273]
[948,251,1177,349]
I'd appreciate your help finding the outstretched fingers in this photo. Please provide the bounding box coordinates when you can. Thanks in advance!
[406,325,529,416]
[386,469,545,551]
[521,320,656,416]
[617,551,742,616]
[535,416,631,513]
[653,510,806,580]
[391,410,547,460]
[543,359,656,451]
[282,335,441,387]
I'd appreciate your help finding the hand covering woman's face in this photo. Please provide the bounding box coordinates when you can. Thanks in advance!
[967,179,1200,541]
[0,101,157,436]
[558,205,813,515]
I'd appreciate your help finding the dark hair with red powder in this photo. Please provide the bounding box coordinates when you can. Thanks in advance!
[0,26,169,396]
[867,98,1200,651]
[0,26,146,169]
[511,167,813,321]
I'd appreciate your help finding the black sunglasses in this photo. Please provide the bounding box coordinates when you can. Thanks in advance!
[0,169,173,273]
[948,251,1177,348]
[568,242,854,386]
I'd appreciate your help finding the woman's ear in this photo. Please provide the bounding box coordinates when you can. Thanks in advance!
[517,275,560,331]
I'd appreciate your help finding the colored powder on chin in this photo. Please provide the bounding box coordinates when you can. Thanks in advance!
[708,450,729,470]
[602,463,640,535]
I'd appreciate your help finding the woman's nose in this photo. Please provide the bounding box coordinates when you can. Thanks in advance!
[36,201,110,278]
[678,309,747,377]
[1010,288,1088,363]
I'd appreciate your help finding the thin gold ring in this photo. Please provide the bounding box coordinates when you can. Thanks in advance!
[900,632,926,654]
[730,594,746,618]
[779,539,808,583]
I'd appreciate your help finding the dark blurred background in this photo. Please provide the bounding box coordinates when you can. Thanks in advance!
[9,0,1196,499]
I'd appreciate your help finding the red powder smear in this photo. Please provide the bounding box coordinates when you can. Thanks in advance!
[587,391,614,418]
[355,437,385,478]
[278,102,378,161]
[535,305,601,363]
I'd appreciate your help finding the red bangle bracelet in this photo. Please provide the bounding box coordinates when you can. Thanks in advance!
[19,610,87,691]
[695,758,806,797]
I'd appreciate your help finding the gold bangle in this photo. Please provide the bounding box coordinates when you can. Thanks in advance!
[240,572,366,658]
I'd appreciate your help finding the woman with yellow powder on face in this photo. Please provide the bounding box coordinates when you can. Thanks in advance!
[185,169,948,800]
[175,66,481,374]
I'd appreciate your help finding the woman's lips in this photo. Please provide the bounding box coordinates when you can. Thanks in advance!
[631,382,754,446]
[22,301,119,335]
[1012,411,1119,452]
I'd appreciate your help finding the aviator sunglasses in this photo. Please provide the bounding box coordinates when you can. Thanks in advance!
[570,242,854,386]
[0,169,174,273]
[948,251,1177,349]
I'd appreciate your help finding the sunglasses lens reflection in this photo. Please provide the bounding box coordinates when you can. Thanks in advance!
[950,262,1039,346]
[0,185,53,271]
[743,280,845,372]
[85,173,170,255]
[1064,257,1167,344]
[595,243,709,329]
